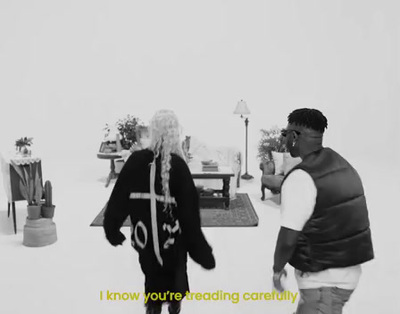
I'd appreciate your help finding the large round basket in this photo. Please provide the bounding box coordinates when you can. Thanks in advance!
[23,218,57,247]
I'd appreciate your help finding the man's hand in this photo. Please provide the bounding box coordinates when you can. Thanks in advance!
[272,227,299,291]
[272,268,287,292]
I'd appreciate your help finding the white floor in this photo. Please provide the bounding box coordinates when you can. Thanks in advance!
[0,156,399,314]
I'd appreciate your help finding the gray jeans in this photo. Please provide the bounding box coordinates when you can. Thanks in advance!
[296,287,354,314]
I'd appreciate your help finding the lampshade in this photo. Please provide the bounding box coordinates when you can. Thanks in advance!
[233,100,251,115]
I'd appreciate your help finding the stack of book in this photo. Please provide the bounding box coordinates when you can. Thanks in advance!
[202,161,219,172]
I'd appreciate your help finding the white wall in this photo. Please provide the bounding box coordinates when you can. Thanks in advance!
[0,0,398,169]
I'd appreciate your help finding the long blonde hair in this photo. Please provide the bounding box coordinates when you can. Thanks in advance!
[148,109,185,208]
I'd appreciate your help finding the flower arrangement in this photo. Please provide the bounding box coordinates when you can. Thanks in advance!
[257,126,287,161]
[15,137,33,150]
[104,115,145,150]
[15,137,33,156]
[116,115,144,150]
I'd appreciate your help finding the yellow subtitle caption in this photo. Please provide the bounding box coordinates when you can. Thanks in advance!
[100,290,298,304]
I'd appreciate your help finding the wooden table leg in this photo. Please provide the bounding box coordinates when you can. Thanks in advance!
[222,178,230,209]
[105,159,117,188]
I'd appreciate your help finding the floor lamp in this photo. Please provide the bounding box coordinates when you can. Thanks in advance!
[234,100,253,180]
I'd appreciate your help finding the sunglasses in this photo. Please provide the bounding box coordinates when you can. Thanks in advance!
[281,129,301,137]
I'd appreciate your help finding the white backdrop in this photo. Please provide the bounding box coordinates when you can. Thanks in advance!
[0,0,398,168]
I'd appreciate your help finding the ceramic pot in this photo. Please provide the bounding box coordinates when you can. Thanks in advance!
[27,205,41,219]
[41,205,55,218]
[23,218,57,247]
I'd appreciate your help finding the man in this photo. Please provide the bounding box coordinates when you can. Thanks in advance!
[272,108,374,314]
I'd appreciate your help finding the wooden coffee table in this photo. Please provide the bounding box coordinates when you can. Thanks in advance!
[190,166,235,209]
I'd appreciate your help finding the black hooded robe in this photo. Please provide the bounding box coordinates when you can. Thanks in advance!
[103,149,215,299]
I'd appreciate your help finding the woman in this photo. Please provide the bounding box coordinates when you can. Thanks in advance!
[103,109,215,314]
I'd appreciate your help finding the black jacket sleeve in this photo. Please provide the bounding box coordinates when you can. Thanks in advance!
[171,156,216,269]
[103,155,135,246]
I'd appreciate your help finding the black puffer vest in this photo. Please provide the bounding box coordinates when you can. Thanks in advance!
[282,148,374,272]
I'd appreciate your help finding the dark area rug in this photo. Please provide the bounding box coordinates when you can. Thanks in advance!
[90,193,258,228]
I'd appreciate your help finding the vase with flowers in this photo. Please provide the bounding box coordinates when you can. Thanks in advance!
[15,137,33,156]
[115,115,144,150]
[103,115,145,151]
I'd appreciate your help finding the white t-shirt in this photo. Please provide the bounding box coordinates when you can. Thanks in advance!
[281,169,361,290]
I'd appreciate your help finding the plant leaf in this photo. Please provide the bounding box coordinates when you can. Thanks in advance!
[19,181,28,202]
[28,178,34,204]
[10,162,27,186]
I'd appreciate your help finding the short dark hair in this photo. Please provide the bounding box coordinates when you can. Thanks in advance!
[288,108,328,133]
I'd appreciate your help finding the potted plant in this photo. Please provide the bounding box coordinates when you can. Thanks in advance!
[104,115,146,150]
[41,181,55,218]
[15,137,33,156]
[115,115,144,150]
[257,126,286,161]
[102,116,146,174]
[257,126,287,175]
[12,163,43,219]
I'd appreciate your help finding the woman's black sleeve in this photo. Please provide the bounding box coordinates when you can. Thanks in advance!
[172,157,216,269]
[103,155,135,246]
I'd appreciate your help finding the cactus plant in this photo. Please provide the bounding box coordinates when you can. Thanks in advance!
[44,180,53,207]
[42,180,55,218]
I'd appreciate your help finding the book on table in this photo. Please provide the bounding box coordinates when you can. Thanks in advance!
[201,160,219,171]
[202,163,219,172]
